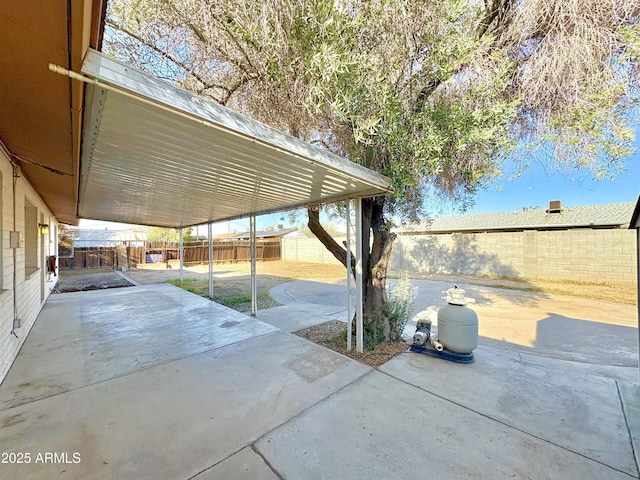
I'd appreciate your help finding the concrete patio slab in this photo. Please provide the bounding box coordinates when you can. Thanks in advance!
[619,382,640,474]
[269,279,347,307]
[191,447,278,480]
[518,350,639,384]
[2,278,639,480]
[379,348,638,476]
[273,278,638,367]
[0,284,277,410]
[256,370,634,480]
[257,304,348,332]
[0,330,370,479]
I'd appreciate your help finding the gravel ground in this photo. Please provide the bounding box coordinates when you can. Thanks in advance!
[294,320,410,368]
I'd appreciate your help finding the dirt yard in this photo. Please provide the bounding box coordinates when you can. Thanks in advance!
[55,261,346,312]
[53,268,134,292]
[56,260,636,304]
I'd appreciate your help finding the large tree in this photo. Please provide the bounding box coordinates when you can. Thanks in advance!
[105,0,639,344]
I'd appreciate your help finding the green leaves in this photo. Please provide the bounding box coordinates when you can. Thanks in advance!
[105,0,639,220]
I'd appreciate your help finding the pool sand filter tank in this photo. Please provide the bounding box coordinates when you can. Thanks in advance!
[410,286,478,363]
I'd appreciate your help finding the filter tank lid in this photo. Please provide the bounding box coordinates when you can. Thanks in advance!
[443,286,472,305]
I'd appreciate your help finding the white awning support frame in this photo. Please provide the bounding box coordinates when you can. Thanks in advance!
[250,215,257,317]
[346,200,353,351]
[354,198,364,353]
[208,223,214,299]
[179,228,184,283]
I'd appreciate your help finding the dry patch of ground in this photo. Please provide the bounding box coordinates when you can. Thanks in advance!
[398,271,637,305]
[54,268,133,292]
[126,260,346,313]
[294,320,410,368]
[56,261,346,311]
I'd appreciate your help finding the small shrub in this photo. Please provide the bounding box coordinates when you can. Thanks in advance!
[364,318,386,350]
[383,272,415,341]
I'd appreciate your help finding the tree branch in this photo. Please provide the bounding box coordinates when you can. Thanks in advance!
[307,206,354,275]
[209,13,259,75]
[413,0,516,114]
[106,18,229,95]
[412,78,444,114]
[220,73,259,105]
[477,0,515,38]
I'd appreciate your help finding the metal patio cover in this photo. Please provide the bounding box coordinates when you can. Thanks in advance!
[78,50,391,228]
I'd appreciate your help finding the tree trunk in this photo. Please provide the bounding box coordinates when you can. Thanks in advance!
[307,196,397,345]
[362,197,397,342]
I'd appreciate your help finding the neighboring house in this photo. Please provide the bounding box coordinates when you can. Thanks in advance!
[71,229,148,249]
[225,226,298,241]
[390,201,638,286]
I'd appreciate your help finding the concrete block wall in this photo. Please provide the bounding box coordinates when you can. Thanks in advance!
[389,229,637,286]
[0,148,58,384]
[283,229,637,287]
[389,232,524,277]
[281,237,344,265]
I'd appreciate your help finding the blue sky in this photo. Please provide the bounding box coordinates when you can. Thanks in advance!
[465,155,640,215]
[439,130,640,216]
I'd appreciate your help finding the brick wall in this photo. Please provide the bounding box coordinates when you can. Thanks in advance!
[0,148,58,384]
[282,229,637,286]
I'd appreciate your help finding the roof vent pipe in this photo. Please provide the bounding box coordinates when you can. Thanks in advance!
[547,200,562,213]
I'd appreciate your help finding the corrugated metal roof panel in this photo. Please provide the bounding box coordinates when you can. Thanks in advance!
[78,50,391,228]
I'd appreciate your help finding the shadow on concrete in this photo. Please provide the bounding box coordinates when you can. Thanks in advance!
[478,313,638,368]
[534,314,638,366]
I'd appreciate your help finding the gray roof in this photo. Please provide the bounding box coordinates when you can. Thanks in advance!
[401,202,637,233]
[226,227,299,240]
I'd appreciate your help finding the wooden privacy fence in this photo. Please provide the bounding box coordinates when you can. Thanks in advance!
[59,246,145,269]
[147,240,280,265]
[59,240,281,269]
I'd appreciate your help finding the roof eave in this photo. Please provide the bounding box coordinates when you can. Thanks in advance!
[630,196,640,230]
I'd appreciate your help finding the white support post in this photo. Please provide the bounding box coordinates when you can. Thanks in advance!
[208,223,214,299]
[250,215,257,317]
[179,228,184,284]
[355,197,364,353]
[346,200,354,351]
